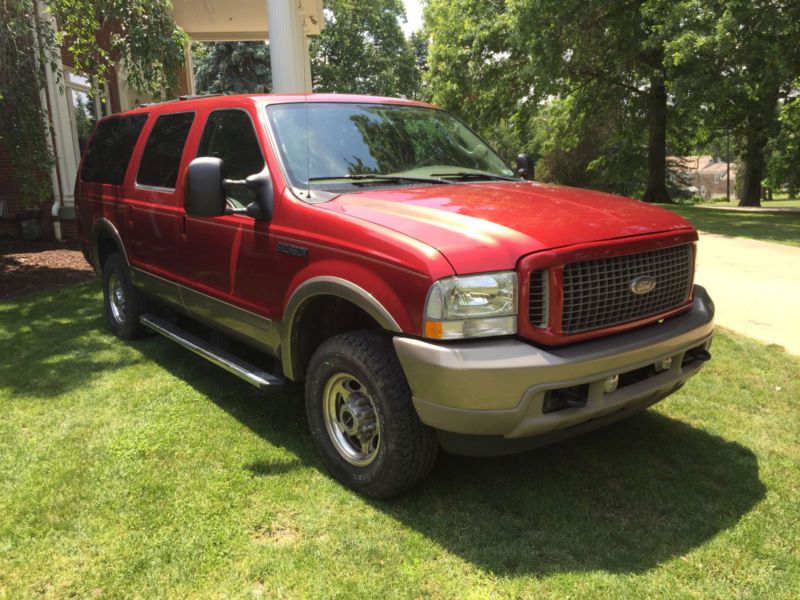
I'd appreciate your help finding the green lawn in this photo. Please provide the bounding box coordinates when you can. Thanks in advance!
[2,282,799,598]
[659,204,800,247]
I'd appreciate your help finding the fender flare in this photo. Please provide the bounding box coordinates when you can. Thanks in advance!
[90,218,128,272]
[280,276,402,380]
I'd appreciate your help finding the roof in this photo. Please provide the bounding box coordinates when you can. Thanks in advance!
[700,161,734,173]
[106,93,436,119]
[670,155,735,174]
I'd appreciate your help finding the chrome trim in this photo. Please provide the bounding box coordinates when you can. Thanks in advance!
[134,184,176,193]
[281,276,402,380]
[140,314,284,389]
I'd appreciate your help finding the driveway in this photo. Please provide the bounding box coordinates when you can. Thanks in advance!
[695,232,800,355]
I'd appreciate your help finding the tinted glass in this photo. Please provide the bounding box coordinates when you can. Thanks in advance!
[137,112,195,189]
[197,110,265,206]
[197,110,264,179]
[81,114,148,184]
[266,103,514,189]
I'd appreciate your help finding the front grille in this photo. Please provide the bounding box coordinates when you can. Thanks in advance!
[561,244,693,333]
[528,269,549,328]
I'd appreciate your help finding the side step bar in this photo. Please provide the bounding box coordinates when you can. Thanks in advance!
[140,314,285,389]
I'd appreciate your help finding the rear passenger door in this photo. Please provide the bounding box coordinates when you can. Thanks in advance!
[126,111,196,286]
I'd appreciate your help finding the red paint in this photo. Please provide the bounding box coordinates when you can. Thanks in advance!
[77,94,699,345]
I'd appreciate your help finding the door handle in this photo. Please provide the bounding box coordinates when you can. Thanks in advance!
[180,214,187,242]
[126,204,134,229]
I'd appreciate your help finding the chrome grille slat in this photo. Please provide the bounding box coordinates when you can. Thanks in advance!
[560,244,692,333]
[528,269,549,328]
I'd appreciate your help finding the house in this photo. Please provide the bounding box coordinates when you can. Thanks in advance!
[670,155,737,200]
[0,0,322,241]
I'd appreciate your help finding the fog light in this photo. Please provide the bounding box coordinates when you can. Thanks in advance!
[655,357,673,372]
[603,374,619,394]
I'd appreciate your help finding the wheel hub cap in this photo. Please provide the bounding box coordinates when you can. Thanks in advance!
[108,273,126,324]
[323,373,381,466]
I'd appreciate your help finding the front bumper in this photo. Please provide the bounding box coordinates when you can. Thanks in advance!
[393,285,715,456]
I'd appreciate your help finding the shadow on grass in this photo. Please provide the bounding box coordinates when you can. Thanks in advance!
[133,327,765,577]
[0,283,147,397]
[2,282,766,576]
[665,205,800,246]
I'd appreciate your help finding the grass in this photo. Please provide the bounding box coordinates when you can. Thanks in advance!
[2,281,799,598]
[659,204,800,247]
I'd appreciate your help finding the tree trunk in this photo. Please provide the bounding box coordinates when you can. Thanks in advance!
[739,129,767,207]
[642,74,670,203]
[739,93,779,207]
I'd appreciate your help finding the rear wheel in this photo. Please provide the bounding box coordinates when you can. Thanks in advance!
[305,331,439,498]
[102,253,151,340]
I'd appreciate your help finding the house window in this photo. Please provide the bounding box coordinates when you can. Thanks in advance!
[65,71,109,161]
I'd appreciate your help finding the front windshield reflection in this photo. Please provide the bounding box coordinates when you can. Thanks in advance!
[265,102,515,191]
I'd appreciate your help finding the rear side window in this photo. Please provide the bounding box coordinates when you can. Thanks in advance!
[81,114,148,184]
[137,112,195,189]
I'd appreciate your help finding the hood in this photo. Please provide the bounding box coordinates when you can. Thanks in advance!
[318,181,695,273]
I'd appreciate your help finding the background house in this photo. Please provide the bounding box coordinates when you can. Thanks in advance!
[671,155,737,200]
[0,0,322,242]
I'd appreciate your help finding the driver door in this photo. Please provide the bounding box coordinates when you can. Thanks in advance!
[177,107,268,328]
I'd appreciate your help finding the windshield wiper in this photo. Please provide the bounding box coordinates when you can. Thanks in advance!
[308,174,452,185]
[429,171,519,181]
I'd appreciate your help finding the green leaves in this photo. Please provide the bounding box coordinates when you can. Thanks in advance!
[194,42,272,94]
[47,0,188,98]
[310,0,418,98]
[0,0,57,209]
[424,0,800,203]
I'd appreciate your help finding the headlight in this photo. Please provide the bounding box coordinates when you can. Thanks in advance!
[424,271,517,339]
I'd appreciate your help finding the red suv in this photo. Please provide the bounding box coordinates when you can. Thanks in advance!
[77,94,714,498]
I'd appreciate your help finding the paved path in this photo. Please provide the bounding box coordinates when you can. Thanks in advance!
[695,232,800,355]
[702,205,800,214]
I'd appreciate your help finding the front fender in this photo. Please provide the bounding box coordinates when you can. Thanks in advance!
[279,261,427,379]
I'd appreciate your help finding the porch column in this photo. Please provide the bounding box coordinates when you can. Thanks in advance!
[266,0,312,93]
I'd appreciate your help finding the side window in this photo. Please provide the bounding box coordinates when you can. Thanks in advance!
[197,110,265,206]
[136,112,195,189]
[81,114,148,184]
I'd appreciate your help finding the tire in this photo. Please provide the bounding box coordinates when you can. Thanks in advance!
[102,253,151,340]
[305,331,439,498]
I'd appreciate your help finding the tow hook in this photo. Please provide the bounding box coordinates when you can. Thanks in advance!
[688,347,712,362]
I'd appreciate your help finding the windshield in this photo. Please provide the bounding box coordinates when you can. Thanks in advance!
[265,102,515,191]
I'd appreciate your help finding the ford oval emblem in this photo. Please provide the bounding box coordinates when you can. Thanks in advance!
[630,276,657,295]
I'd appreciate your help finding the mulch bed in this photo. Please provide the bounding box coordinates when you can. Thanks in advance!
[0,239,96,301]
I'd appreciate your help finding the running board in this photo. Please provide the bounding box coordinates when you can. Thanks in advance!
[140,314,285,389]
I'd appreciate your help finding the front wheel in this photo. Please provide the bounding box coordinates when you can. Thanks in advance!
[305,331,439,498]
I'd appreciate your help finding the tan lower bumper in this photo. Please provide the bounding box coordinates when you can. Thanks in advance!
[393,286,714,441]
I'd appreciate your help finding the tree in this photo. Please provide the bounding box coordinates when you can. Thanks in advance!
[766,92,800,198]
[1,0,186,209]
[424,0,687,202]
[47,0,187,97]
[408,30,430,101]
[194,42,272,94]
[311,0,417,97]
[511,0,696,203]
[666,0,800,206]
[0,0,55,210]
